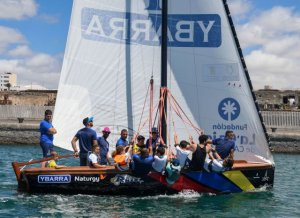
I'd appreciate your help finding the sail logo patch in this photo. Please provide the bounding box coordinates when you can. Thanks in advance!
[218,98,240,121]
[81,8,221,47]
[110,174,144,186]
[38,175,71,183]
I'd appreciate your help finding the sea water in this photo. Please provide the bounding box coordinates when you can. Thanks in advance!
[0,145,299,217]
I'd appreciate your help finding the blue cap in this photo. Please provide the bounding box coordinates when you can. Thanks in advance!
[151,127,158,133]
[172,159,180,166]
[171,159,181,171]
[88,117,94,123]
[83,117,94,126]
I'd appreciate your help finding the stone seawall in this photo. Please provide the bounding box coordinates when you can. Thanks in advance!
[1,122,300,154]
[0,123,39,145]
[269,133,300,153]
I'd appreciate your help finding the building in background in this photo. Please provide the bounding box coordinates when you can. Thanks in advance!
[0,72,48,91]
[11,84,47,91]
[255,86,300,111]
[0,72,17,91]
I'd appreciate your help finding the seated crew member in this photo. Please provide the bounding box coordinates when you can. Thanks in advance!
[152,147,168,173]
[165,159,181,185]
[112,145,132,171]
[208,130,237,159]
[204,149,234,173]
[46,151,66,169]
[146,127,166,155]
[88,144,106,168]
[116,129,129,148]
[188,134,212,171]
[133,135,146,154]
[131,147,154,177]
[174,134,191,168]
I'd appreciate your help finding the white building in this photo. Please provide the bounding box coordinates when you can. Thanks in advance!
[0,72,17,91]
[11,84,47,91]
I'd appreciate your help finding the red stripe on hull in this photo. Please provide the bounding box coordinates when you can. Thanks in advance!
[148,172,218,194]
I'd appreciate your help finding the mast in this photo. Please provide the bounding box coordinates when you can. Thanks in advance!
[161,0,168,143]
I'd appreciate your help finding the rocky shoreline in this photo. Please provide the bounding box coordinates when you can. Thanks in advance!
[0,122,300,154]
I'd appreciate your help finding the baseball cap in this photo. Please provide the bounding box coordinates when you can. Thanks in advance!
[83,116,94,126]
[171,159,181,171]
[151,127,158,133]
[102,127,111,133]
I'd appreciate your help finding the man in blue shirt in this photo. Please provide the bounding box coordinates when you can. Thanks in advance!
[145,127,165,155]
[210,130,237,159]
[115,129,128,148]
[132,148,154,177]
[71,117,98,166]
[39,110,57,158]
[97,127,112,165]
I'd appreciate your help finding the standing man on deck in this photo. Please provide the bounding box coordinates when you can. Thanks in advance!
[39,110,57,160]
[97,127,112,165]
[71,117,98,166]
[116,129,129,148]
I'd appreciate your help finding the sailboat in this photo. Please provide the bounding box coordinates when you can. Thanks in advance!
[12,0,274,195]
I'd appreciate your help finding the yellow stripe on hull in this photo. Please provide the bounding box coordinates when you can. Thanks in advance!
[222,170,255,191]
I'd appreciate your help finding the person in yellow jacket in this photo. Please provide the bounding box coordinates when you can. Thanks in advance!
[133,135,146,154]
[46,151,66,169]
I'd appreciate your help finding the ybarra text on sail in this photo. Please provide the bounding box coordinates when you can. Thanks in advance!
[81,8,221,47]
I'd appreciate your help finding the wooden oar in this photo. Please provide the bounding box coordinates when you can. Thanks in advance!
[12,153,76,181]
[12,153,75,168]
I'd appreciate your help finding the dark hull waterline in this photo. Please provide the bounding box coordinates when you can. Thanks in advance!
[12,162,275,196]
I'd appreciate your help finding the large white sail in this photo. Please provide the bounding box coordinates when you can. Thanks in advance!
[166,0,273,163]
[53,0,161,150]
[54,0,273,164]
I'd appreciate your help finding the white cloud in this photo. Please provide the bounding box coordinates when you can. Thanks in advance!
[229,2,300,90]
[0,53,62,89]
[8,45,32,57]
[0,0,62,89]
[0,0,38,20]
[0,26,26,53]
[246,52,300,90]
[227,0,252,19]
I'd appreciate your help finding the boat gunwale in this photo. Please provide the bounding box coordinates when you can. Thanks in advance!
[21,162,274,175]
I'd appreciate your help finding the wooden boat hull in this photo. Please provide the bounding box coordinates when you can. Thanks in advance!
[13,162,275,196]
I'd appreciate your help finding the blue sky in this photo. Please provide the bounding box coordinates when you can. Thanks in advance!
[0,0,299,89]
[0,0,72,55]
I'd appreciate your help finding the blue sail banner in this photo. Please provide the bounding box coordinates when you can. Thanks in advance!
[81,8,221,47]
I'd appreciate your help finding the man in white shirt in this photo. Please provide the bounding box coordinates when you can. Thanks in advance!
[152,147,168,172]
[174,134,191,168]
[204,149,234,173]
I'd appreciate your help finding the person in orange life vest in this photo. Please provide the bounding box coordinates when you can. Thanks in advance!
[112,145,133,171]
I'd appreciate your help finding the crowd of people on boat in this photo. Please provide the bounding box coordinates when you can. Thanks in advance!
[39,110,236,183]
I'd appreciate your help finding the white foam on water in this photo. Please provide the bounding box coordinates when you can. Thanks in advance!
[247,185,270,193]
[134,189,204,200]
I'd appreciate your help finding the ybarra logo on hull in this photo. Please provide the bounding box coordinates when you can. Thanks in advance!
[81,8,221,47]
[38,175,71,183]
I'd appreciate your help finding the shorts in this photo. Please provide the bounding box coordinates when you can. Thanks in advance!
[40,142,54,157]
